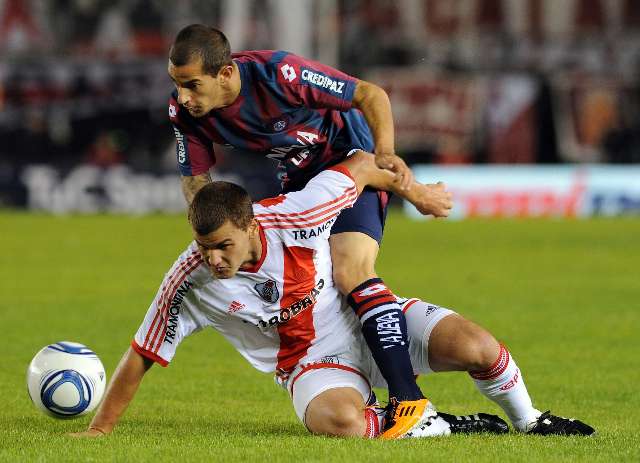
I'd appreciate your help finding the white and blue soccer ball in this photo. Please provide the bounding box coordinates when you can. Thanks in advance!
[26,341,106,419]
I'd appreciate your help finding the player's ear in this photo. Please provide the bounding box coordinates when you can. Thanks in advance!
[218,64,233,82]
[248,218,259,237]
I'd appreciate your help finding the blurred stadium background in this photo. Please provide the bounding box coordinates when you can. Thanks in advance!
[1,0,639,216]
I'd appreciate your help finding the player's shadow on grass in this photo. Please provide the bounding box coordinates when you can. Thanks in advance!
[14,415,57,433]
[235,422,306,438]
[123,416,307,438]
[14,415,100,438]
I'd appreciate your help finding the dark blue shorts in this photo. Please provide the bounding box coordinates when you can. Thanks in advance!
[330,187,390,244]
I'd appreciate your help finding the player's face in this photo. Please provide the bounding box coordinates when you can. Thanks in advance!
[194,220,260,279]
[168,58,232,117]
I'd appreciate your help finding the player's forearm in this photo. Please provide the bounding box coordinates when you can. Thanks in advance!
[352,80,395,155]
[88,347,152,434]
[378,172,453,217]
[181,172,212,205]
[340,151,400,193]
[340,152,452,217]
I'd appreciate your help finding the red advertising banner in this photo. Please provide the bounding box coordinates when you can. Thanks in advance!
[409,165,640,219]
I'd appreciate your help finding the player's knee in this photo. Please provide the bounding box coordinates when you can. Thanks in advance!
[332,265,357,295]
[429,315,500,371]
[332,259,376,296]
[307,404,364,437]
[330,235,378,295]
[459,325,500,372]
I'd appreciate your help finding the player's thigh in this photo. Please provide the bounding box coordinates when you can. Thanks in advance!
[329,187,389,293]
[403,300,457,375]
[329,232,379,294]
[426,313,500,372]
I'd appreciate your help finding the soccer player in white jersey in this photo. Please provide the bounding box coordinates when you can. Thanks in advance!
[72,152,594,439]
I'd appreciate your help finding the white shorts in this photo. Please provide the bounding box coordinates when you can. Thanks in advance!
[279,300,455,424]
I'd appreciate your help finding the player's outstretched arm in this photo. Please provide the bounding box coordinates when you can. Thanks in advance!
[181,172,212,205]
[69,347,153,437]
[352,79,413,191]
[339,151,453,217]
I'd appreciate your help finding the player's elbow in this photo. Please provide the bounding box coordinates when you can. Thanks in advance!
[353,79,389,110]
[338,150,377,193]
[181,173,212,205]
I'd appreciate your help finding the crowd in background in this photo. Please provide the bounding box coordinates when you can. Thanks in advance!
[1,0,639,207]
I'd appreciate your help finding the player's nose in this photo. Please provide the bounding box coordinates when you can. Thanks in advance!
[177,89,190,106]
[207,251,223,267]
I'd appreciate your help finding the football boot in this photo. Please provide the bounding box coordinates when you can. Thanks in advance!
[526,411,595,436]
[380,398,450,439]
[437,412,509,434]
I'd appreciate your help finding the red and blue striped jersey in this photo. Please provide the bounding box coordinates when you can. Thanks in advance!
[169,50,373,191]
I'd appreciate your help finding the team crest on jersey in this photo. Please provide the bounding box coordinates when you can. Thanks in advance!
[267,115,289,132]
[254,279,279,303]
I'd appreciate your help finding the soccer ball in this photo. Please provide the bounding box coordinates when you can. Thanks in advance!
[26,341,106,419]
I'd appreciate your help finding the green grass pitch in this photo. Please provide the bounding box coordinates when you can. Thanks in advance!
[1,211,639,462]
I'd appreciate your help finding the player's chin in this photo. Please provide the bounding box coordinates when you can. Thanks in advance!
[186,106,206,117]
[212,268,235,279]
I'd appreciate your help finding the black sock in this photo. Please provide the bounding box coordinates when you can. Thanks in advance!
[347,278,424,401]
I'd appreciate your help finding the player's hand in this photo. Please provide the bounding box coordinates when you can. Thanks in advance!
[375,152,413,191]
[68,427,107,438]
[411,182,453,217]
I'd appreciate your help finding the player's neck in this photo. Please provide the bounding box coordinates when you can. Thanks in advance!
[249,230,262,264]
[240,228,263,270]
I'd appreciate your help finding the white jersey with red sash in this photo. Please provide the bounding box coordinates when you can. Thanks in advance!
[132,166,360,375]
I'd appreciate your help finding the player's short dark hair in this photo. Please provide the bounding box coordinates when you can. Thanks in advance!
[169,24,232,76]
[189,182,254,235]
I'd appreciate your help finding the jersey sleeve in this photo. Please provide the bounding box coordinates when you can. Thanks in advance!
[132,245,210,366]
[254,166,357,240]
[168,93,216,176]
[272,52,357,111]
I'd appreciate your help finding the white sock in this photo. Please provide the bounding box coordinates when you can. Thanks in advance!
[469,344,541,432]
[363,406,384,438]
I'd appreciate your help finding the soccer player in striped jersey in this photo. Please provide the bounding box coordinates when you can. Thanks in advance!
[71,152,593,439]
[166,24,452,437]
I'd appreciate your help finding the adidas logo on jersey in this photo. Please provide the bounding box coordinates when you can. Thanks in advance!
[228,300,246,313]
